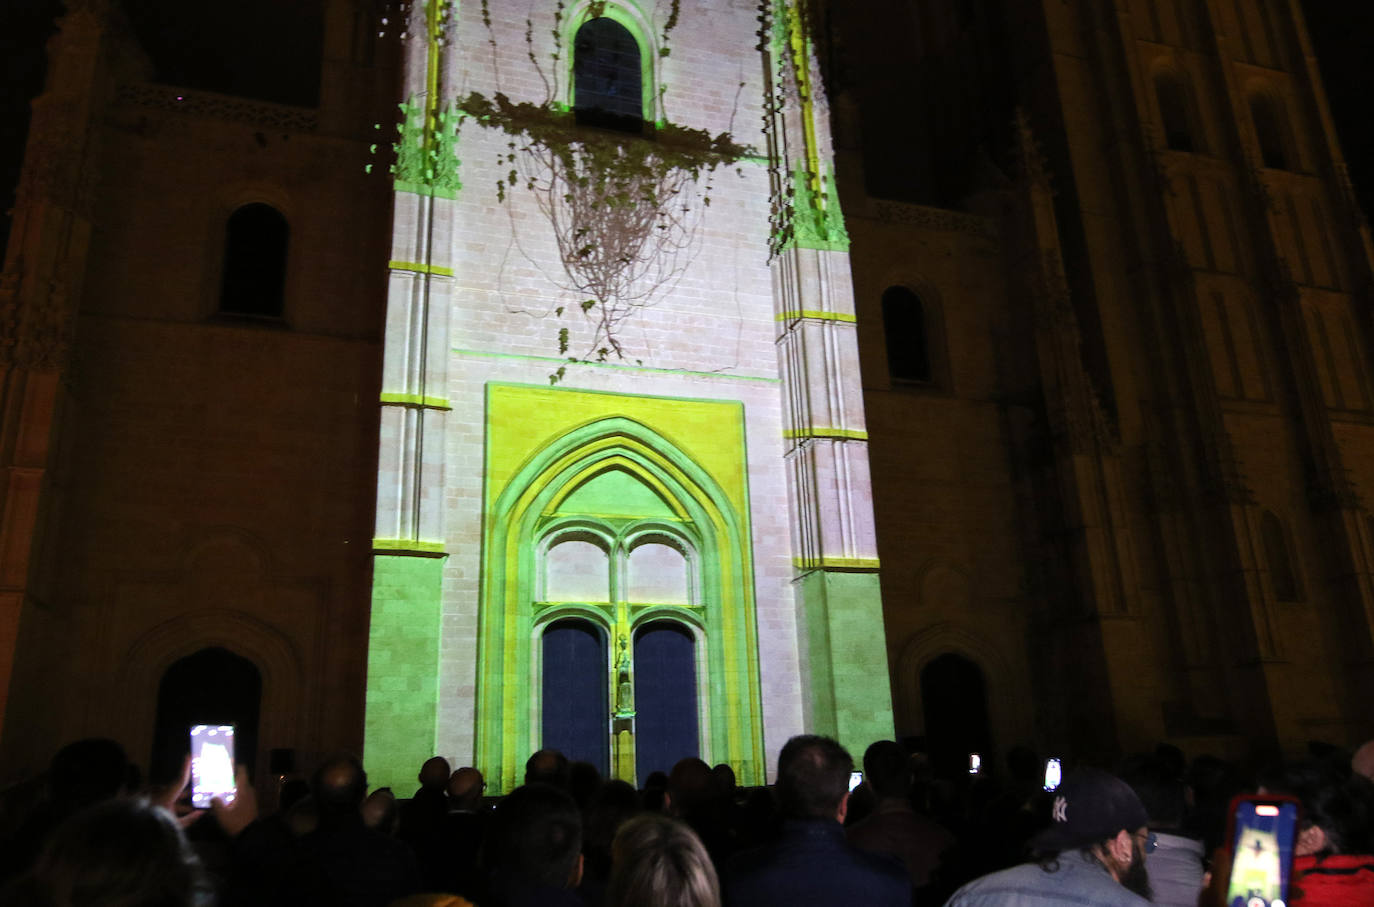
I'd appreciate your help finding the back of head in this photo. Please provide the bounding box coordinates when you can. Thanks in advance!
[667,758,714,818]
[26,797,207,907]
[48,739,130,811]
[447,767,485,808]
[606,814,720,907]
[776,735,852,821]
[1354,740,1374,783]
[419,757,452,791]
[1119,754,1187,828]
[863,740,911,801]
[311,753,368,826]
[525,749,570,789]
[1259,761,1374,855]
[484,783,583,890]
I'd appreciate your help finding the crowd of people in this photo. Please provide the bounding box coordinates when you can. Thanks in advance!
[0,733,1371,906]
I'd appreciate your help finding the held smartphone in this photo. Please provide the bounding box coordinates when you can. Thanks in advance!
[1223,794,1300,907]
[848,771,863,792]
[969,753,982,775]
[190,724,237,809]
[1043,757,1062,791]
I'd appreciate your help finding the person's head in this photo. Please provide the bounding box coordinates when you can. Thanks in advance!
[311,753,368,826]
[569,761,603,811]
[1119,753,1187,829]
[447,766,485,809]
[483,783,584,891]
[419,756,451,790]
[606,814,720,907]
[1259,762,1374,856]
[48,738,131,811]
[1032,768,1152,900]
[666,758,714,818]
[863,740,912,801]
[1354,740,1374,783]
[711,763,736,797]
[776,735,853,822]
[362,787,399,835]
[23,797,208,907]
[525,749,570,789]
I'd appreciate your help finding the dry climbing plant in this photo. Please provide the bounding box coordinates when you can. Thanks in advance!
[463,0,749,382]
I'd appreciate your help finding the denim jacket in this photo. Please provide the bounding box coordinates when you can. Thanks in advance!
[947,849,1152,907]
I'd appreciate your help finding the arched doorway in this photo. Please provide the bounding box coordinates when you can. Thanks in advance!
[541,618,610,775]
[633,620,698,781]
[150,647,262,784]
[921,652,992,780]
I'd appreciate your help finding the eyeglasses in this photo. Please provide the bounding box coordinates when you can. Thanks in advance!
[1136,831,1158,854]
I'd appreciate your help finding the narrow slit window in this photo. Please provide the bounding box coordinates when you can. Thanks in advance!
[1155,73,1197,152]
[1250,94,1290,170]
[882,286,933,383]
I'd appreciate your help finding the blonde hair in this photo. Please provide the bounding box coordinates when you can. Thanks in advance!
[606,814,721,907]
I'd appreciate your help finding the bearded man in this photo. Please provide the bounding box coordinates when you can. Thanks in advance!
[947,767,1154,906]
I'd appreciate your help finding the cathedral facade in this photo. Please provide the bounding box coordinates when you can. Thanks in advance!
[0,0,1369,796]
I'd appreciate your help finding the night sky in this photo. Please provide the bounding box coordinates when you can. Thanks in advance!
[2,1,1372,261]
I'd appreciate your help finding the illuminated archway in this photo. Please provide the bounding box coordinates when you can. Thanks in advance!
[478,415,763,792]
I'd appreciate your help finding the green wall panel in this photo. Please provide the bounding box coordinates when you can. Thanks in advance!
[798,570,895,758]
[364,553,446,792]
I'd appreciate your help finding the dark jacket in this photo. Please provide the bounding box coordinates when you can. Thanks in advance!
[725,818,911,907]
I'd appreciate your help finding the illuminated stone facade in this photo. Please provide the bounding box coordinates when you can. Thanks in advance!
[1,0,1370,796]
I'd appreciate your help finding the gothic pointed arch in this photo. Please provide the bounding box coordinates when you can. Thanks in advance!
[478,414,763,792]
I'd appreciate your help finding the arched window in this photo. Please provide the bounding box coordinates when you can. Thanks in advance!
[882,285,933,384]
[573,17,643,132]
[541,619,610,774]
[220,203,288,317]
[633,621,698,781]
[1249,93,1290,170]
[1155,72,1198,152]
[1260,511,1301,601]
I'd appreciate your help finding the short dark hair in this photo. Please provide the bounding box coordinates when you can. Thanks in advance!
[26,797,208,907]
[484,783,583,889]
[863,740,911,800]
[525,749,570,788]
[777,735,852,820]
[1259,762,1374,855]
[311,753,368,823]
[1120,754,1186,827]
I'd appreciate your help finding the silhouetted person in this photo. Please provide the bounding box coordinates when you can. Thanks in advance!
[293,754,420,907]
[946,768,1152,906]
[401,756,452,847]
[1,797,210,907]
[2,739,132,882]
[427,768,487,899]
[847,740,953,897]
[1354,740,1374,783]
[1120,754,1203,907]
[725,735,909,907]
[482,783,584,907]
[667,757,734,872]
[525,750,570,789]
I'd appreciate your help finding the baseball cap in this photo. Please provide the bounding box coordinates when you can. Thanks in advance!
[1032,767,1149,851]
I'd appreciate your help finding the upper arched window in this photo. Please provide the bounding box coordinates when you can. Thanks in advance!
[219,203,288,317]
[882,285,934,384]
[573,17,643,133]
[1249,93,1291,170]
[1155,72,1199,152]
[1260,511,1301,601]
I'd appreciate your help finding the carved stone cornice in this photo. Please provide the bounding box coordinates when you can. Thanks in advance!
[115,83,321,133]
[871,200,997,238]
